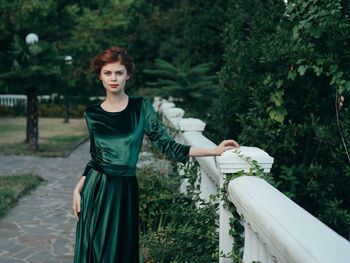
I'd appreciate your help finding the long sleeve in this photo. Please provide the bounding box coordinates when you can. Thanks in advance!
[143,97,191,165]
[82,110,96,176]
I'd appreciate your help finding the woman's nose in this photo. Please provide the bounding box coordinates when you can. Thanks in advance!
[111,74,117,81]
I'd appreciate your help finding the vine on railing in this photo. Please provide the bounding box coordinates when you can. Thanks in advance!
[212,149,274,262]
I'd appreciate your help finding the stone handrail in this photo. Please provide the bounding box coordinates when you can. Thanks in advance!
[154,96,350,263]
[228,176,350,263]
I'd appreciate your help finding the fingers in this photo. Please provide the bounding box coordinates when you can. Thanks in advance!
[225,146,236,151]
[222,139,240,148]
[72,199,80,222]
[73,203,79,222]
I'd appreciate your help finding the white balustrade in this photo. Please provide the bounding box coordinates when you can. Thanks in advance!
[0,94,107,108]
[0,94,58,107]
[0,94,27,107]
[154,96,350,263]
[227,176,350,263]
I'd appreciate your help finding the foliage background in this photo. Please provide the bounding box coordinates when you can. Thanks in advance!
[0,0,349,242]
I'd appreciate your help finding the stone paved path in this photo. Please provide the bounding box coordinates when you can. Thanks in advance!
[0,141,91,263]
[0,140,169,263]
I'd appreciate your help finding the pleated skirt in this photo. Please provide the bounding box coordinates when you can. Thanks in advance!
[73,165,139,263]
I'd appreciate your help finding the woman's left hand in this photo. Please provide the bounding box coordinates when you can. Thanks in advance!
[214,139,240,156]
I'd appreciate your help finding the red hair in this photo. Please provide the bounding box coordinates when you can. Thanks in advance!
[91,46,135,78]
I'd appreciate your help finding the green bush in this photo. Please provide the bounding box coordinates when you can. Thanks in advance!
[0,101,26,117]
[216,0,350,239]
[0,102,85,118]
[38,103,85,118]
[0,105,13,116]
[138,160,219,263]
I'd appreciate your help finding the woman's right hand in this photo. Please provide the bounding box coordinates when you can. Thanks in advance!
[72,189,81,222]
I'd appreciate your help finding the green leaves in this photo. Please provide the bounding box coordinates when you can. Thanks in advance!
[219,0,350,240]
[138,158,219,262]
[297,65,308,76]
[144,58,220,115]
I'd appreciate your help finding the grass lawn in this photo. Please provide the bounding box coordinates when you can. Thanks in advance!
[0,117,89,157]
[0,174,44,218]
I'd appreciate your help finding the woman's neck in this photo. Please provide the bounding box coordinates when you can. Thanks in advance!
[105,91,128,105]
[101,91,129,112]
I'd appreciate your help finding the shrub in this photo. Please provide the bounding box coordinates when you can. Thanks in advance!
[38,103,85,118]
[138,160,219,263]
[216,0,350,238]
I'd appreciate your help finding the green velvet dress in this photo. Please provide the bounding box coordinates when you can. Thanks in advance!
[73,95,191,263]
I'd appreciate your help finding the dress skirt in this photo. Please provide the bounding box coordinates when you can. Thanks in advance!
[74,163,139,263]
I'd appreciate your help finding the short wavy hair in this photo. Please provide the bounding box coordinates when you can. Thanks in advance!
[91,46,135,78]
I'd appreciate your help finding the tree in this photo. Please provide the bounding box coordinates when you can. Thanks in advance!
[0,35,63,149]
[61,2,131,99]
[144,58,220,116]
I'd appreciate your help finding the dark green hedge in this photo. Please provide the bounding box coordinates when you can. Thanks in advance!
[216,0,350,239]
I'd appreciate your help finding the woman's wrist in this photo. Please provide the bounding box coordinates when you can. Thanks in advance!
[211,148,218,156]
[74,177,85,194]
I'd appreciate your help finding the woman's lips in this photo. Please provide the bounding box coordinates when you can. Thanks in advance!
[109,84,118,88]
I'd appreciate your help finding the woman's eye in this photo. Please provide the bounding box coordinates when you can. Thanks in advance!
[104,72,111,75]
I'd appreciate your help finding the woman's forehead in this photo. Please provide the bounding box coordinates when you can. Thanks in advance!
[101,62,127,71]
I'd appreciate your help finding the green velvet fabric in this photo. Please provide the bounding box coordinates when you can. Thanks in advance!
[73,95,191,263]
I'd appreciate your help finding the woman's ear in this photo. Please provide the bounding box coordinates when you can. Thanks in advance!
[126,74,130,80]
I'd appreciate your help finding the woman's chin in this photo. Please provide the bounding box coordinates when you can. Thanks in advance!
[106,87,124,94]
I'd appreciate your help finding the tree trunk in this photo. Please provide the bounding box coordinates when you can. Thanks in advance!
[25,111,29,143]
[64,95,69,123]
[25,87,39,150]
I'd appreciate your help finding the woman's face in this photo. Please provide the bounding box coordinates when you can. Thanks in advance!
[99,61,130,94]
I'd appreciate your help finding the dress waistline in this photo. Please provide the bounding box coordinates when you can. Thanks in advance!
[90,160,136,178]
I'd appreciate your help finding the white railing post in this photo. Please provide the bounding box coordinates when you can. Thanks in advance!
[215,147,274,263]
[177,118,206,196]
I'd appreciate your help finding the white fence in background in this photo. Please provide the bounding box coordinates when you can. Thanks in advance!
[0,95,27,107]
[0,94,52,107]
[0,94,106,107]
[154,96,350,263]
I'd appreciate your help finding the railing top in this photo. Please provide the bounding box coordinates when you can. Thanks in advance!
[228,176,350,263]
[217,146,274,164]
[216,146,274,174]
[178,118,206,132]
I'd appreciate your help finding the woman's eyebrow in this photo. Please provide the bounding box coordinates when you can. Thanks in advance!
[103,69,125,72]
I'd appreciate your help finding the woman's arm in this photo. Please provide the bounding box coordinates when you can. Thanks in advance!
[189,139,239,157]
[74,176,86,193]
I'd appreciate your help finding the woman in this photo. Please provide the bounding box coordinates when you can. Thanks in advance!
[72,46,239,263]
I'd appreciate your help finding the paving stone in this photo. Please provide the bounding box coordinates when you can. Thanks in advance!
[0,238,15,252]
[0,257,27,263]
[26,251,55,263]
[0,222,20,230]
[53,238,70,255]
[11,247,34,259]
[41,259,59,263]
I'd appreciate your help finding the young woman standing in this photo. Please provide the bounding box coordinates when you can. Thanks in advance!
[72,46,239,262]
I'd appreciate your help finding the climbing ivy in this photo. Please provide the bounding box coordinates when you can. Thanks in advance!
[211,149,274,262]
